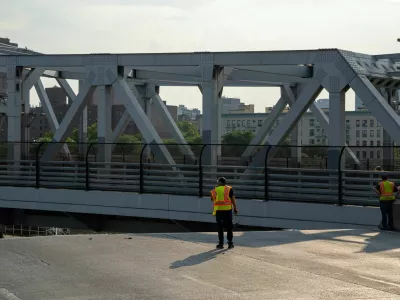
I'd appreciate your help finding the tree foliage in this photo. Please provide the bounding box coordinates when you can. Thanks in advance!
[221,130,254,157]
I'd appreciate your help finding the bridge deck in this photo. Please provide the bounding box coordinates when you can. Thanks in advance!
[0,230,399,299]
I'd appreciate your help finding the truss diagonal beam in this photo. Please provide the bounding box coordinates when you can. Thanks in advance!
[284,85,360,165]
[56,79,76,102]
[246,81,323,170]
[152,93,196,163]
[111,110,130,152]
[41,82,96,161]
[34,79,70,156]
[350,75,400,146]
[113,77,176,165]
[239,93,288,165]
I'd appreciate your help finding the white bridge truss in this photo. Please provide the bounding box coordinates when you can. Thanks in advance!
[1,43,400,169]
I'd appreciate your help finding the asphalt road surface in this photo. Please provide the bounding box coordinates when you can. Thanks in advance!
[0,229,400,299]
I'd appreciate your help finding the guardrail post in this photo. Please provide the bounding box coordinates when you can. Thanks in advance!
[35,142,45,189]
[86,143,95,191]
[140,144,148,194]
[338,146,346,206]
[198,145,207,197]
[264,145,273,201]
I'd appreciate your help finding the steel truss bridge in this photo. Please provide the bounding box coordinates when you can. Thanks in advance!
[1,43,400,170]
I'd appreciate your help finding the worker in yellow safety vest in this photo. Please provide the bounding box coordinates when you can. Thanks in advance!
[374,174,399,231]
[210,177,238,249]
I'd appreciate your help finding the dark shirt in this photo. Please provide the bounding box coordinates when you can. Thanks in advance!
[375,181,399,193]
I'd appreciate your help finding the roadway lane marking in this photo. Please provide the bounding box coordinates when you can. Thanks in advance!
[0,289,21,300]
[359,276,400,288]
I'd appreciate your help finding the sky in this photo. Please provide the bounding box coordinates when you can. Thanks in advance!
[1,0,400,112]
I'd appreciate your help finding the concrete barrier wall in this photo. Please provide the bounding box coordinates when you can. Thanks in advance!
[0,186,381,230]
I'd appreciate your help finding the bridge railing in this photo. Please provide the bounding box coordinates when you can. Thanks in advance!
[0,142,398,207]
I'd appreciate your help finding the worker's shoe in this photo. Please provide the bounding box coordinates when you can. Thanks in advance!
[216,243,224,249]
[228,242,234,249]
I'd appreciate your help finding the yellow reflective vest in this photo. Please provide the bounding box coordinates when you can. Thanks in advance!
[210,186,233,215]
[378,180,396,201]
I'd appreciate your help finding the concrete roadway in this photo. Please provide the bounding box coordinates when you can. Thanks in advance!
[0,229,400,299]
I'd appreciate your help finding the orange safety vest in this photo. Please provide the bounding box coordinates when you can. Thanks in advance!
[210,186,233,215]
[379,181,395,201]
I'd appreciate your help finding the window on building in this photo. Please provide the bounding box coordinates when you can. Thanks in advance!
[346,140,350,145]
[377,151,381,158]
[309,119,315,126]
[317,128,320,133]
[377,122,381,127]
[377,130,381,137]
[370,120,374,127]
[227,120,230,127]
[377,140,381,147]
[356,141,360,146]
[356,130,360,138]
[247,120,250,127]
[322,139,326,144]
[309,139,315,145]
[258,120,262,127]
[346,130,350,137]
[346,120,350,127]
[356,120,360,127]
[309,129,315,137]
[253,120,256,123]
[370,141,374,146]
[362,151,367,159]
[370,151,374,159]
[370,130,374,137]
[242,120,245,127]
[362,140,367,146]
[317,139,320,143]
[362,130,367,138]
[236,120,239,127]
[356,151,360,158]
[362,120,367,127]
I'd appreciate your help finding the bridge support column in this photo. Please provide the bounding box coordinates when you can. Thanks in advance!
[6,62,22,162]
[97,85,112,163]
[327,88,346,170]
[287,85,302,167]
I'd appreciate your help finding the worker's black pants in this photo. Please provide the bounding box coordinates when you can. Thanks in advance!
[380,200,395,230]
[216,210,233,244]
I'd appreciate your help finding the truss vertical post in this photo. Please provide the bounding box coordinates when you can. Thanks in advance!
[96,85,112,163]
[21,81,30,158]
[286,85,302,167]
[143,87,152,162]
[6,60,22,162]
[327,88,346,169]
[382,88,394,171]
[78,80,88,157]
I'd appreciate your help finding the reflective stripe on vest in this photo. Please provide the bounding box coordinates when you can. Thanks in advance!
[211,186,232,211]
[379,181,395,201]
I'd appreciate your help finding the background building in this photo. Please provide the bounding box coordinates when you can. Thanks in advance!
[221,110,384,160]
[222,97,254,114]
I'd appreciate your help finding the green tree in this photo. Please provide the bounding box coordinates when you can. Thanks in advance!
[221,130,254,157]
[71,123,98,143]
[114,134,142,156]
[176,121,200,140]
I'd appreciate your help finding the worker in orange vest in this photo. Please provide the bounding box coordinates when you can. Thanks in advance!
[374,174,399,231]
[210,177,238,249]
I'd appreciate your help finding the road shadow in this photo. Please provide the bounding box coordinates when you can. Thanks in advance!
[360,231,400,254]
[139,228,400,254]
[170,248,227,269]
